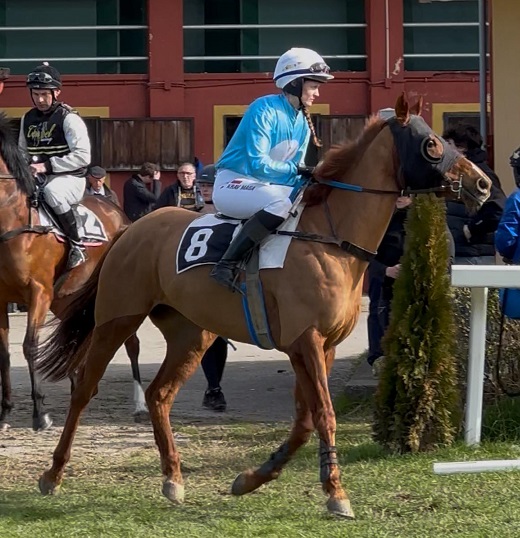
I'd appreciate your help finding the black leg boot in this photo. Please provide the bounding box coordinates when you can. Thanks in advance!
[54,209,88,270]
[210,209,285,291]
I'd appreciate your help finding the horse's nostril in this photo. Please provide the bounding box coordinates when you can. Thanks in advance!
[477,177,490,192]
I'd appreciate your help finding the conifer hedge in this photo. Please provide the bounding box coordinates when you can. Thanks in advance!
[373,194,459,452]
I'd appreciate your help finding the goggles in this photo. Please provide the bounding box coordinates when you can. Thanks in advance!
[308,62,330,74]
[27,72,59,85]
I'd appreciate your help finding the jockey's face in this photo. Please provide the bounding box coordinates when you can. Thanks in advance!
[30,89,60,112]
[301,80,321,108]
[177,165,196,189]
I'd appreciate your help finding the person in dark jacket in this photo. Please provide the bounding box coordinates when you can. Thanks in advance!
[443,124,506,265]
[85,166,120,206]
[123,162,161,222]
[155,162,205,212]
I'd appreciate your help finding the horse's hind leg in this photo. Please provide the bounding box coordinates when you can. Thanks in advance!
[0,304,12,430]
[231,347,334,496]
[146,306,215,505]
[25,286,53,431]
[39,314,146,495]
[123,333,148,421]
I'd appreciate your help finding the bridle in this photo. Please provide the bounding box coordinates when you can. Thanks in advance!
[276,117,477,261]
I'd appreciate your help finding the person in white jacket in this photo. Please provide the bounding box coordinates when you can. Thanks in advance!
[19,63,91,269]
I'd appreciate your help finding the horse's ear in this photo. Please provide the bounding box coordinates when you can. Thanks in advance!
[395,92,410,124]
[410,96,424,116]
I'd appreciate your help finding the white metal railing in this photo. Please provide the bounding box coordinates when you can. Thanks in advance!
[450,265,520,446]
[183,54,366,61]
[2,57,147,63]
[0,25,147,31]
[183,23,366,29]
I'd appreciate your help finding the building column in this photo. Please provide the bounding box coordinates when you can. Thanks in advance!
[147,0,185,117]
[365,0,405,115]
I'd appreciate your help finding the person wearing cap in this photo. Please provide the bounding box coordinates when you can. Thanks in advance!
[18,63,91,269]
[495,148,520,264]
[85,166,120,206]
[209,47,334,291]
[155,161,205,212]
[197,163,216,214]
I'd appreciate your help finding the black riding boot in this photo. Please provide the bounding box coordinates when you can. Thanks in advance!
[55,209,88,270]
[210,209,285,291]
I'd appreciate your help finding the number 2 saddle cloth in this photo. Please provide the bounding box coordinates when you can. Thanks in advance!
[38,203,109,246]
[176,207,304,274]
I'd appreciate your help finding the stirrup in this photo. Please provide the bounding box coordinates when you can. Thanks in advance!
[67,245,87,270]
[210,261,242,293]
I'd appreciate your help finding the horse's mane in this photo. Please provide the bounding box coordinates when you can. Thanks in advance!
[0,113,35,196]
[304,115,386,206]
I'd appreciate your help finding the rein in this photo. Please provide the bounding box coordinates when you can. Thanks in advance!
[276,173,464,263]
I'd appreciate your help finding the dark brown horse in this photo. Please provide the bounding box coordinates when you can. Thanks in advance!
[36,95,491,518]
[0,113,144,431]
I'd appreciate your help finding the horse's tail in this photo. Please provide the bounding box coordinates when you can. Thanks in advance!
[36,228,128,382]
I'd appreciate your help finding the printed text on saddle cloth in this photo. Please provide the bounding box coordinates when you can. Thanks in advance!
[175,213,301,274]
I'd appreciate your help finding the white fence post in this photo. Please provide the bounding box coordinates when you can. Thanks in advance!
[465,287,488,445]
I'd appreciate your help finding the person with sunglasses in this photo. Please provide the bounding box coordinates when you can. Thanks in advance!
[210,47,333,291]
[18,63,91,270]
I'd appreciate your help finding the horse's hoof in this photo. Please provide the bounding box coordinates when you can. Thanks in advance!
[326,497,355,519]
[38,473,60,496]
[231,470,258,496]
[133,410,150,424]
[162,480,184,504]
[0,421,10,432]
[33,413,53,432]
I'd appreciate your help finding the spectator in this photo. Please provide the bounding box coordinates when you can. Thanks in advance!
[85,166,120,206]
[495,148,520,263]
[155,162,204,212]
[123,162,161,222]
[443,124,505,265]
[197,164,216,214]
[366,107,398,367]
[154,162,229,411]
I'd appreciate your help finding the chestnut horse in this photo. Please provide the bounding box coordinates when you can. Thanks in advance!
[36,95,491,518]
[0,113,143,431]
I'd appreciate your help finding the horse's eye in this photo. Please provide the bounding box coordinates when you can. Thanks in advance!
[421,136,443,163]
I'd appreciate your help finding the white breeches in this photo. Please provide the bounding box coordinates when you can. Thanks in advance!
[44,175,85,214]
[213,169,295,220]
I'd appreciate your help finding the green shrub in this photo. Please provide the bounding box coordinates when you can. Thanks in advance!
[373,195,459,453]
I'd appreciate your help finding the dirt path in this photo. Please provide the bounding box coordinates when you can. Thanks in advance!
[0,312,368,461]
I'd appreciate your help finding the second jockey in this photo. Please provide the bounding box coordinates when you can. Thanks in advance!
[210,47,333,291]
[19,63,91,269]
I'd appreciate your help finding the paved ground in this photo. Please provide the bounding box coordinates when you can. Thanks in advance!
[4,304,370,432]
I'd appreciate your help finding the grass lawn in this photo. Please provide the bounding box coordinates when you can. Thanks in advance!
[1,418,520,538]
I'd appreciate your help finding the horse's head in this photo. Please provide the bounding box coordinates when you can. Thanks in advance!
[389,93,491,211]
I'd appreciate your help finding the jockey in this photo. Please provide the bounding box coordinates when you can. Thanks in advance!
[18,63,91,269]
[211,47,333,290]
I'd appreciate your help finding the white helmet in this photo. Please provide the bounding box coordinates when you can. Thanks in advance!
[273,48,334,90]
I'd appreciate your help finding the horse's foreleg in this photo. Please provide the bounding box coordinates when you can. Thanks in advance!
[39,314,146,495]
[296,335,354,519]
[124,333,148,420]
[0,304,12,430]
[24,290,53,431]
[231,347,337,497]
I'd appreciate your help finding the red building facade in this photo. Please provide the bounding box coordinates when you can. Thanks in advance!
[1,0,484,198]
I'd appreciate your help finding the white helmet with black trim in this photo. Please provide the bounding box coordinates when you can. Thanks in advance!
[273,48,334,95]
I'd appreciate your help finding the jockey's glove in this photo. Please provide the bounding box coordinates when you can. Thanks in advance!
[297,165,315,179]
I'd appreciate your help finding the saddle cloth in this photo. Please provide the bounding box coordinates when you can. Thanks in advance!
[176,206,304,274]
[38,204,109,246]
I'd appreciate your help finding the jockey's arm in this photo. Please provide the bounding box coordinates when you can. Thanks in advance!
[48,114,91,175]
[246,105,299,185]
[18,115,28,154]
